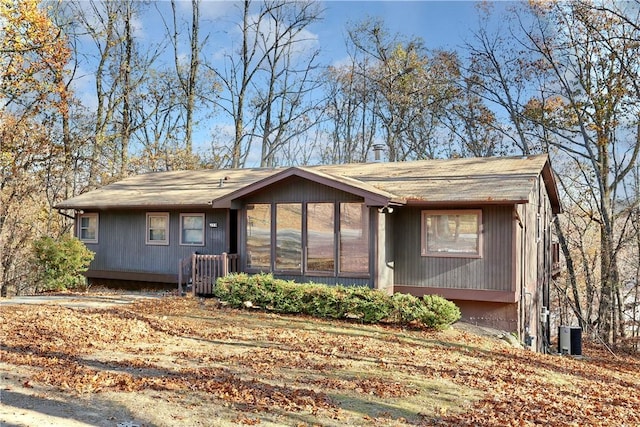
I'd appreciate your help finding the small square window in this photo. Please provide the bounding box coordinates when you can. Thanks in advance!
[78,213,98,243]
[146,212,169,245]
[180,214,205,246]
[422,210,482,258]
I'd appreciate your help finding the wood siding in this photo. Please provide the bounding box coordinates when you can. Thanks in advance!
[82,209,228,281]
[393,205,514,291]
[240,176,363,204]
[519,175,555,351]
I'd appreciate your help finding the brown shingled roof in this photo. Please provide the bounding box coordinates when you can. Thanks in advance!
[55,154,560,213]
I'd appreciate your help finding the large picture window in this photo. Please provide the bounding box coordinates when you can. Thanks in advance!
[422,210,482,257]
[339,203,369,273]
[180,214,205,246]
[306,203,335,272]
[276,203,302,271]
[245,202,369,276]
[246,204,271,269]
[146,212,169,245]
[78,213,98,243]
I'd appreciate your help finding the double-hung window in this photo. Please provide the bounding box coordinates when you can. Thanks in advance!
[78,213,98,243]
[422,209,482,257]
[180,214,205,246]
[146,212,170,245]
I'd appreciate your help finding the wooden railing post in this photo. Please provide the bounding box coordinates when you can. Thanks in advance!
[191,253,197,296]
[222,252,228,277]
[178,259,183,295]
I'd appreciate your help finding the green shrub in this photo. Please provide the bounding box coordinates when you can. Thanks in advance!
[213,273,460,330]
[389,293,429,324]
[32,235,95,292]
[419,295,461,329]
[345,286,390,323]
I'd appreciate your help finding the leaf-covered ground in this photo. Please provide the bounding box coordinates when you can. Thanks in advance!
[1,295,639,426]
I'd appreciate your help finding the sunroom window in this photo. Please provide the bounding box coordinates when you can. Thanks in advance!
[422,209,482,257]
[246,204,271,270]
[306,203,335,272]
[244,202,369,276]
[275,203,302,271]
[339,203,369,273]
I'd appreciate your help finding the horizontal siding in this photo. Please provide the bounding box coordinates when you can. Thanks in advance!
[393,206,513,291]
[84,209,228,277]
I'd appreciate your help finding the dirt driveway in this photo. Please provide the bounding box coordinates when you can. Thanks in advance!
[0,292,163,310]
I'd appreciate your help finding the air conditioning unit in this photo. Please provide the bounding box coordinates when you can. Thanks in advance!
[558,326,582,356]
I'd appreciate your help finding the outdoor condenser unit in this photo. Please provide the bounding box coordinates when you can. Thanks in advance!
[558,326,582,356]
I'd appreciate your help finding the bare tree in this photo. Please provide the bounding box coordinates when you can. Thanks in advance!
[346,18,459,161]
[520,1,640,343]
[319,57,378,164]
[209,0,323,168]
[69,0,163,185]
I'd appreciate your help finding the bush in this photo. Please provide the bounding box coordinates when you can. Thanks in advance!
[419,295,461,329]
[32,235,95,292]
[389,293,430,325]
[345,286,390,323]
[214,273,460,330]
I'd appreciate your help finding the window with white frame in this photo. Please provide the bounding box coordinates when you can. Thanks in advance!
[180,213,205,246]
[146,212,169,245]
[78,213,98,243]
[422,210,482,257]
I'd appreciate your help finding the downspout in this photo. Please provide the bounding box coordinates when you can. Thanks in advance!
[521,203,527,346]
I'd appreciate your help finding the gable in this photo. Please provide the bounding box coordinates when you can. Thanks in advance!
[211,167,402,209]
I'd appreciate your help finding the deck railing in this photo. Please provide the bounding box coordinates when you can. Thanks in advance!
[178,253,239,296]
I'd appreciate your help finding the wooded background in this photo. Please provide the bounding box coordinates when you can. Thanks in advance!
[1,0,639,348]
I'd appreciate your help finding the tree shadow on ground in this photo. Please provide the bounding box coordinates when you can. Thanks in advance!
[0,389,154,427]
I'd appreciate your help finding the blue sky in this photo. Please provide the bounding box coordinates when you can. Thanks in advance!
[71,1,513,163]
[314,1,487,56]
[169,0,506,67]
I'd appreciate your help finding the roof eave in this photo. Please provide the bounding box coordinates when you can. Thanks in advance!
[541,158,562,214]
[55,203,214,211]
[404,199,530,207]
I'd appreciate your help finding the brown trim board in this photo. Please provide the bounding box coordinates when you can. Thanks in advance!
[394,286,517,303]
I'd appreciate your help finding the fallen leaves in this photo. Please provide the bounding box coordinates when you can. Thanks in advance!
[1,296,639,426]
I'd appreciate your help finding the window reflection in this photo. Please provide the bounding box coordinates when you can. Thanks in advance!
[340,203,369,273]
[307,203,335,272]
[276,203,302,271]
[247,204,271,269]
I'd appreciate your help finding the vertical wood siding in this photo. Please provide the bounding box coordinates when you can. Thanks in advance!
[393,205,514,291]
[86,209,228,276]
[243,176,363,204]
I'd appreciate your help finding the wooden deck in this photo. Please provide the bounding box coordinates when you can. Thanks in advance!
[178,253,239,296]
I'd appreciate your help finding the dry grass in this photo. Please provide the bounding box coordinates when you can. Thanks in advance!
[1,295,639,426]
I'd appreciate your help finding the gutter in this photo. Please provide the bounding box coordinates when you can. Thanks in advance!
[56,209,76,220]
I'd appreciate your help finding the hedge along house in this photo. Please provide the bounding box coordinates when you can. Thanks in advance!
[56,154,561,351]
